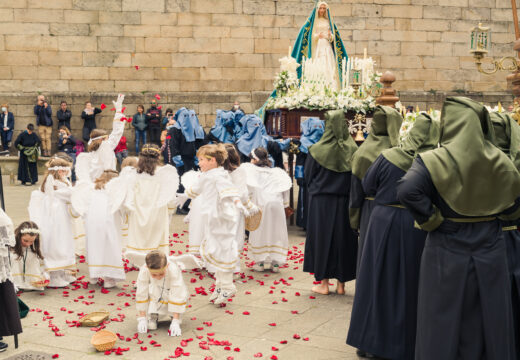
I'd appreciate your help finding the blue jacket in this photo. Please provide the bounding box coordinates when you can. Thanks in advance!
[34,104,53,127]
[0,112,14,131]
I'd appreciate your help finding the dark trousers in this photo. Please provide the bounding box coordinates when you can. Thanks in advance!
[0,129,12,151]
[148,125,161,146]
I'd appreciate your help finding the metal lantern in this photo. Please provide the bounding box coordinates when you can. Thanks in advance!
[470,23,491,57]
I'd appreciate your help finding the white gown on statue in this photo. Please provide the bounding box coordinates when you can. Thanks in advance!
[313,17,339,90]
[182,167,240,274]
[10,248,49,291]
[240,163,292,266]
[107,165,179,256]
[71,182,125,281]
[29,176,76,276]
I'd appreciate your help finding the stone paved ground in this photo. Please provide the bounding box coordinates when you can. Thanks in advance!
[2,178,358,360]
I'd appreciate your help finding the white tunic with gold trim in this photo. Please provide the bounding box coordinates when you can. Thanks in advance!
[183,167,240,274]
[10,248,49,291]
[135,263,188,316]
[240,163,292,265]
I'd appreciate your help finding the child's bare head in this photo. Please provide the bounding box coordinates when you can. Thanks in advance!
[145,251,168,279]
[121,156,138,169]
[88,129,108,152]
[94,169,119,190]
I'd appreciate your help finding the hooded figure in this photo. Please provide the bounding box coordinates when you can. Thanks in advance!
[397,97,520,360]
[171,109,205,175]
[295,118,325,229]
[349,105,403,269]
[235,115,272,163]
[209,110,237,144]
[302,110,358,295]
[490,111,520,359]
[347,113,440,360]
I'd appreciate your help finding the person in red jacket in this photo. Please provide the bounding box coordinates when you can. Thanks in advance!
[114,135,128,165]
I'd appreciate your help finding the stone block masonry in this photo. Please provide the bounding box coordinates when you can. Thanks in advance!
[0,1,517,151]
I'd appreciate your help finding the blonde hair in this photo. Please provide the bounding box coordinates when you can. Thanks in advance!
[145,250,167,270]
[88,128,108,152]
[59,126,71,136]
[196,144,228,167]
[41,157,72,192]
[1,103,8,110]
[94,169,119,190]
[122,156,138,169]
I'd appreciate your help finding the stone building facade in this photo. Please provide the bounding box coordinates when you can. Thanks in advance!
[0,0,516,147]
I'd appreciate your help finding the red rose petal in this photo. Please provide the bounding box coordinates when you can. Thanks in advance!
[303,337,309,341]
[135,65,140,70]
[52,355,59,359]
[254,353,263,357]
[100,103,106,110]
[271,346,279,351]
[293,334,301,339]
[280,340,288,344]
[154,94,161,100]
[268,323,276,326]
[242,311,250,315]
[140,346,147,351]
[233,347,240,352]
[270,356,278,360]
[157,105,162,110]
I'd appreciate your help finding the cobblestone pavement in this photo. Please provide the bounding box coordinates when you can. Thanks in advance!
[2,177,358,360]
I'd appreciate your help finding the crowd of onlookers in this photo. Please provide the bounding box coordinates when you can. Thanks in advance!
[2,95,239,161]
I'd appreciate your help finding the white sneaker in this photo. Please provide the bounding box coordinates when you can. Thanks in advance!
[209,288,220,302]
[103,278,117,288]
[272,264,280,273]
[252,262,264,272]
[147,316,158,330]
[89,278,98,285]
[214,289,236,305]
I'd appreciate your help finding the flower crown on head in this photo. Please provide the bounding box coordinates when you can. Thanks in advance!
[20,228,40,235]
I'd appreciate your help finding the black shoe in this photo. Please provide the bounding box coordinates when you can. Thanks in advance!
[356,349,377,358]
[0,341,7,352]
[176,207,189,215]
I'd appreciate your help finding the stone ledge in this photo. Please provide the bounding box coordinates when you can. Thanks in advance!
[0,155,50,177]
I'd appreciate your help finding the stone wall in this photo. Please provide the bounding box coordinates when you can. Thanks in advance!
[0,0,518,150]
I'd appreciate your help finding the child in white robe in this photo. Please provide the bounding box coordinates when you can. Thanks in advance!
[223,143,258,272]
[28,157,76,287]
[72,170,125,288]
[119,156,138,247]
[181,171,203,257]
[180,144,249,305]
[75,94,126,183]
[10,222,49,291]
[135,251,189,336]
[242,147,292,273]
[107,144,178,256]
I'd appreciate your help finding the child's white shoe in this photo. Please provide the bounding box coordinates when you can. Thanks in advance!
[89,278,98,285]
[214,289,236,305]
[209,288,220,302]
[271,264,280,273]
[252,262,264,272]
[103,278,117,288]
[147,315,158,330]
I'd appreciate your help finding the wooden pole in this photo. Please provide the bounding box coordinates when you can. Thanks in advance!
[512,0,520,41]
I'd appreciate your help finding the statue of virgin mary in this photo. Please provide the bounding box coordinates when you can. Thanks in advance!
[257,1,348,119]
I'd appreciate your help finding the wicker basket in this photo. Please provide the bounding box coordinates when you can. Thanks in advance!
[91,330,117,352]
[80,310,110,327]
[245,210,262,231]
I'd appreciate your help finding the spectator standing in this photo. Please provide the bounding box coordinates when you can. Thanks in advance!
[34,95,52,157]
[115,135,128,165]
[162,108,174,127]
[132,104,147,154]
[146,99,162,146]
[57,126,77,182]
[57,101,72,130]
[81,101,102,143]
[14,124,40,185]
[0,104,14,152]
[230,101,242,112]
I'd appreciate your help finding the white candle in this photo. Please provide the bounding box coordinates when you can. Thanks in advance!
[288,46,292,57]
[346,59,350,88]
[363,48,367,60]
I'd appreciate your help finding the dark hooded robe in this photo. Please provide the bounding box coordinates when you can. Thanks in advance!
[14,130,40,184]
[295,118,325,229]
[349,106,403,269]
[303,110,358,283]
[490,111,520,359]
[397,97,520,360]
[347,113,440,360]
